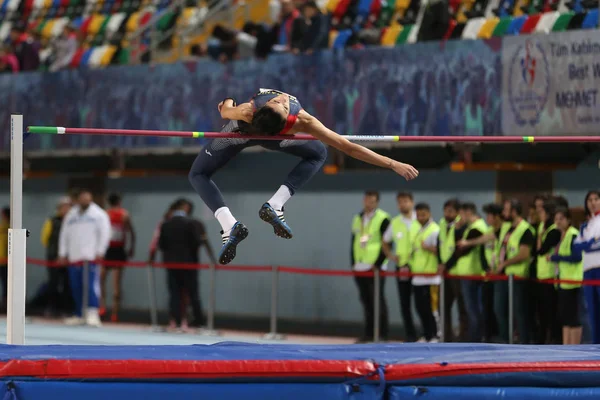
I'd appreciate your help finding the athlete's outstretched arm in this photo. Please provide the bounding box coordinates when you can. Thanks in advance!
[295,111,419,180]
[218,99,254,123]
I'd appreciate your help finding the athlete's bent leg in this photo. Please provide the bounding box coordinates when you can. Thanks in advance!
[259,140,328,238]
[188,138,250,264]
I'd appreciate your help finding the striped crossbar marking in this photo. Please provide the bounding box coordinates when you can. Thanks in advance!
[25,127,600,143]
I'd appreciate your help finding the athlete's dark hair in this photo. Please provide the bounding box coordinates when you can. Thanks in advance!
[108,192,122,207]
[460,202,477,213]
[364,190,380,202]
[415,203,430,212]
[443,198,460,211]
[1,207,9,220]
[249,106,287,136]
[396,192,413,200]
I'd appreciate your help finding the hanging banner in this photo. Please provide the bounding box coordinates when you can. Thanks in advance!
[502,30,600,136]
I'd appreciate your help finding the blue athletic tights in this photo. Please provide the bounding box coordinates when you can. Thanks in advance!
[188,137,328,213]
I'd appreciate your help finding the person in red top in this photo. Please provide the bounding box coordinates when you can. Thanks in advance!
[102,192,136,322]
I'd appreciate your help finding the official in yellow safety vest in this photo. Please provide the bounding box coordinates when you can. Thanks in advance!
[534,201,562,344]
[436,198,467,342]
[410,203,440,342]
[481,203,503,341]
[549,207,584,345]
[351,191,391,343]
[461,199,534,344]
[497,199,535,344]
[382,192,417,342]
[441,202,488,342]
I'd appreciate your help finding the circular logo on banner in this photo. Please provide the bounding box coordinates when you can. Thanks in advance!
[508,40,550,127]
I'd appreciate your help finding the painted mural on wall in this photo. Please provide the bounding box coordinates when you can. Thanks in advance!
[1,37,504,152]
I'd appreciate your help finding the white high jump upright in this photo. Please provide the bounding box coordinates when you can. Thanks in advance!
[8,114,26,345]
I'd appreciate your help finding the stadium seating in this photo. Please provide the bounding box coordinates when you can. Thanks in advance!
[0,0,597,71]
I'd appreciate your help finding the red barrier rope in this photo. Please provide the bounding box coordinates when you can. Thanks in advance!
[3,258,600,286]
[217,265,272,272]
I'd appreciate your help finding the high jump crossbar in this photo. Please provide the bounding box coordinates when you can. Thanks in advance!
[25,126,600,142]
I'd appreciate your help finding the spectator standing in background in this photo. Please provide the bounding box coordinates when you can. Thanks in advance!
[149,201,186,327]
[149,202,178,264]
[58,190,110,327]
[182,198,217,327]
[497,199,535,344]
[351,191,390,343]
[441,203,488,343]
[481,204,502,342]
[291,1,329,54]
[9,26,40,72]
[0,47,19,73]
[529,194,546,342]
[382,192,417,342]
[576,190,600,344]
[274,0,301,52]
[48,25,78,73]
[551,207,584,345]
[463,199,534,343]
[41,197,73,316]
[101,193,136,323]
[534,201,562,344]
[410,203,440,343]
[0,207,9,311]
[474,199,535,344]
[159,199,211,331]
[437,199,467,342]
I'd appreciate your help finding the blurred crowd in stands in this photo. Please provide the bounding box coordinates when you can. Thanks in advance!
[4,0,597,73]
[0,24,78,73]
[200,0,330,63]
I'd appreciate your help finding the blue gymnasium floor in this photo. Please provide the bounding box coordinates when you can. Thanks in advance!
[1,319,600,399]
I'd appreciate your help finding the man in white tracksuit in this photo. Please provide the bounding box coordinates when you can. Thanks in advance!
[58,189,110,327]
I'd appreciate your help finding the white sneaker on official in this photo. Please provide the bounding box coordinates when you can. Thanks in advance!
[428,337,440,343]
[64,316,85,326]
[85,308,102,327]
[417,337,427,343]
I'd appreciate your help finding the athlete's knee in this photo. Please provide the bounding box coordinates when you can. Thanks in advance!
[188,160,209,186]
[310,141,328,165]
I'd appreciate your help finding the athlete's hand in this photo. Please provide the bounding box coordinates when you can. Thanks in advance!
[391,161,419,180]
[218,99,234,113]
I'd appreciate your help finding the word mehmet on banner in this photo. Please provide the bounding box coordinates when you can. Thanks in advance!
[556,87,598,109]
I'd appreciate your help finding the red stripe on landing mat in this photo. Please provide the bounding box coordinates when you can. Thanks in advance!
[385,361,600,380]
[0,359,377,379]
